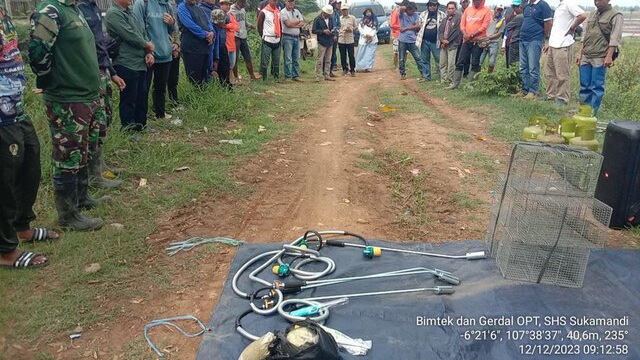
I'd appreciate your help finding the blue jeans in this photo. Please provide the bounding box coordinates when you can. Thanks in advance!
[480,42,500,68]
[519,39,543,94]
[398,41,423,76]
[420,41,440,80]
[579,63,607,116]
[282,35,300,79]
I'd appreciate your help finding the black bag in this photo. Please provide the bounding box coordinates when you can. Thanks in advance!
[596,14,619,61]
[266,320,341,360]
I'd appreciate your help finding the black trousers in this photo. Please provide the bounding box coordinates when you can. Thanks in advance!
[115,65,148,131]
[168,55,180,105]
[0,120,41,254]
[456,41,483,73]
[183,52,210,85]
[144,61,172,118]
[455,43,470,76]
[339,43,355,72]
[507,41,520,68]
[218,44,231,90]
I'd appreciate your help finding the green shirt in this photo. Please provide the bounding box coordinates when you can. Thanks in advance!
[106,3,149,71]
[29,0,100,103]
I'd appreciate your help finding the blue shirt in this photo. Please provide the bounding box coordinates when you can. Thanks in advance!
[398,12,420,43]
[520,0,553,42]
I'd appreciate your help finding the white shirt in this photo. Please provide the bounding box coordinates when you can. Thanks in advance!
[261,8,281,44]
[548,0,585,48]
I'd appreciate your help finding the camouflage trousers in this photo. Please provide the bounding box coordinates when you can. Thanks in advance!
[45,100,100,181]
[92,69,114,150]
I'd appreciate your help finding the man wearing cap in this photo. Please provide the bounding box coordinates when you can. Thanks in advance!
[478,5,506,73]
[518,0,553,99]
[231,0,261,81]
[416,0,445,81]
[257,0,282,81]
[447,0,491,89]
[312,5,336,82]
[439,1,461,84]
[544,0,586,107]
[338,3,357,76]
[280,0,304,82]
[577,0,623,116]
[397,2,424,80]
[504,0,524,67]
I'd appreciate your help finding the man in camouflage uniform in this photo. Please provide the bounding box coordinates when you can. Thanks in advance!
[0,0,52,269]
[78,0,126,189]
[30,0,105,231]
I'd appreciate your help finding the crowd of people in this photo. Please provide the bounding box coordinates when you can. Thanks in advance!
[390,0,622,114]
[0,0,625,269]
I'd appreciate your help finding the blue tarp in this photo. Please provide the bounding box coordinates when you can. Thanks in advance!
[196,240,640,360]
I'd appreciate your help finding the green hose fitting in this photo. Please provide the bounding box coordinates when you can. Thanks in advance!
[363,246,382,259]
[277,263,290,277]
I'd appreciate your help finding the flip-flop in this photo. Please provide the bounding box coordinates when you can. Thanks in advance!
[0,251,49,270]
[20,228,59,243]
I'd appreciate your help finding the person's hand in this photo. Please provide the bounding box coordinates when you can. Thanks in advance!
[565,27,576,37]
[604,54,614,67]
[463,34,471,41]
[543,44,549,54]
[576,53,582,65]
[172,43,180,58]
[144,41,155,53]
[163,13,174,25]
[111,75,126,91]
[323,29,331,35]
[211,70,219,79]
[32,88,43,95]
[145,53,155,67]
[206,31,214,45]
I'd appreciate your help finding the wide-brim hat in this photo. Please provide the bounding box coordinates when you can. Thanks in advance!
[341,3,349,10]
[322,4,334,14]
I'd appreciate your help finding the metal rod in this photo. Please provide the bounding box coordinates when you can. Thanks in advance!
[304,286,455,301]
[341,243,486,260]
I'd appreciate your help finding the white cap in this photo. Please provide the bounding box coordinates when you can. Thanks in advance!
[322,4,334,14]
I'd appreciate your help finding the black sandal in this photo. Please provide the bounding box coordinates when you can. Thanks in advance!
[20,228,59,243]
[0,251,49,270]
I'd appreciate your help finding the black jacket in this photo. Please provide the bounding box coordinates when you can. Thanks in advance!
[312,15,334,47]
[438,13,462,48]
[78,0,116,74]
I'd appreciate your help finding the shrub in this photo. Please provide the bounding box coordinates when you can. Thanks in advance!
[469,65,521,97]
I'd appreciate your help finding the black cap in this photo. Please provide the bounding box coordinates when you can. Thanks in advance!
[427,0,439,5]
[395,0,410,5]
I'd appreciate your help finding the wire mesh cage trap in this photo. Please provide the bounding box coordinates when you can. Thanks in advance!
[486,142,612,288]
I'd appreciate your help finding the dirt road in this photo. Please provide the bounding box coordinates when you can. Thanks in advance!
[53,49,514,359]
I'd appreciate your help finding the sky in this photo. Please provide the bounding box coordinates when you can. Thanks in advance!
[333,0,640,9]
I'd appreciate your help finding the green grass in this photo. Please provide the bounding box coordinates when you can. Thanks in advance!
[356,150,432,233]
[453,191,484,210]
[0,46,324,354]
[458,150,498,174]
[447,132,472,142]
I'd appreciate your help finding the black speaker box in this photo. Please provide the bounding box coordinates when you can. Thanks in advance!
[595,121,640,229]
